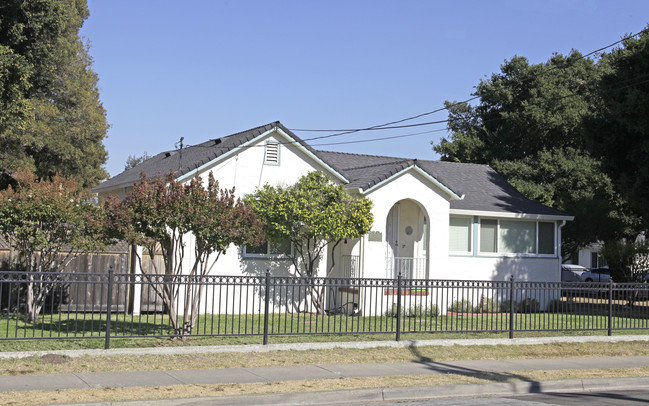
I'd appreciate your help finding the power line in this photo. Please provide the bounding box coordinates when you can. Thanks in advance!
[175,28,648,155]
[289,27,649,138]
[289,119,450,132]
[292,96,477,141]
[310,128,448,147]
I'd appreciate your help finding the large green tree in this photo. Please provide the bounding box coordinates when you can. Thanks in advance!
[0,0,108,188]
[245,171,373,314]
[434,52,636,259]
[587,29,649,229]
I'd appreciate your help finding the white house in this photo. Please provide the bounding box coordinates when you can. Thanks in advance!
[94,121,573,289]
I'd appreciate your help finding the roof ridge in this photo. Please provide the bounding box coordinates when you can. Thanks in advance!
[317,149,407,161]
[342,159,411,171]
[427,159,492,168]
[218,121,280,141]
[318,149,492,169]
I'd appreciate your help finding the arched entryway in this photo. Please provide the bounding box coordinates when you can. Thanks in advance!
[385,199,429,279]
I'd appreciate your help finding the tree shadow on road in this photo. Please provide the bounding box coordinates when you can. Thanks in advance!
[407,343,648,403]
[406,343,542,392]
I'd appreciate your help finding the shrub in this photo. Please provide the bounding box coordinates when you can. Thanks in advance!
[387,303,440,318]
[547,299,570,313]
[499,299,515,313]
[518,298,540,313]
[449,299,473,313]
[407,304,439,318]
[385,303,404,317]
[476,296,498,313]
[500,298,541,313]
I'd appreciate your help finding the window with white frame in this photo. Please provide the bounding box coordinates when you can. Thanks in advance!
[242,238,292,258]
[449,216,472,253]
[476,218,556,256]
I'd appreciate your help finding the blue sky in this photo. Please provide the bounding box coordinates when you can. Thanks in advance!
[81,1,649,177]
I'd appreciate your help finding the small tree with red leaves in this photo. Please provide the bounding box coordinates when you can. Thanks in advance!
[0,169,110,323]
[105,171,264,335]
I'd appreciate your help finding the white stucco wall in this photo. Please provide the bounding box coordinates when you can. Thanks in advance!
[181,130,341,279]
[445,255,561,282]
[361,169,452,280]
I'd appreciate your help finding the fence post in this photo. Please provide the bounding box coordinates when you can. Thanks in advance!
[263,269,270,345]
[104,265,114,350]
[509,275,515,339]
[395,272,402,342]
[608,279,613,336]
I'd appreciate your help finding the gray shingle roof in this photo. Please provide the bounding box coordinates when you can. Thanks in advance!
[317,150,566,217]
[95,121,568,217]
[93,122,345,192]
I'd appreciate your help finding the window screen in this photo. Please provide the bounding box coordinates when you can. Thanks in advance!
[480,219,498,253]
[449,217,471,252]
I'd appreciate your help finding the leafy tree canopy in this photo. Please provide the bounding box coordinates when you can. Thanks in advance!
[600,239,649,282]
[586,28,649,229]
[0,0,108,188]
[245,171,373,277]
[0,168,109,322]
[124,152,150,171]
[433,51,638,258]
[245,171,373,314]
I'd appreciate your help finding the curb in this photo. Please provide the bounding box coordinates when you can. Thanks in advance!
[2,334,649,359]
[64,376,649,405]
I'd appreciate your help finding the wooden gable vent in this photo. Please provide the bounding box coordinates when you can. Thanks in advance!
[264,142,280,164]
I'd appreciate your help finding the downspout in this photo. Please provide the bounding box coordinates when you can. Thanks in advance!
[558,220,567,282]
[558,220,567,263]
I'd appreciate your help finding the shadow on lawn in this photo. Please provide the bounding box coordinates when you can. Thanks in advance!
[11,317,174,337]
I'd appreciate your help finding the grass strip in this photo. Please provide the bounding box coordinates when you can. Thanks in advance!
[1,366,648,406]
[2,340,649,376]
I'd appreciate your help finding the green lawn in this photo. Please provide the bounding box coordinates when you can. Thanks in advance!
[1,308,648,352]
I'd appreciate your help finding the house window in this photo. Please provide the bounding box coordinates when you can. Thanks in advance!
[264,141,280,165]
[477,219,556,256]
[538,222,555,254]
[499,220,535,254]
[479,219,498,253]
[243,238,292,258]
[591,251,598,268]
[449,216,471,253]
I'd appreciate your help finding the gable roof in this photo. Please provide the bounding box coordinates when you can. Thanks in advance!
[93,122,347,193]
[95,121,570,219]
[317,150,569,218]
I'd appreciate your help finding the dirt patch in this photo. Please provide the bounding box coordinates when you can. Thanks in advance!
[40,354,69,365]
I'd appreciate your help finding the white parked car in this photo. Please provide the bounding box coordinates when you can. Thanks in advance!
[581,267,612,282]
[561,264,587,282]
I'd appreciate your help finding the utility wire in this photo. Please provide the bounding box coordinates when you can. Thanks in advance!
[310,128,448,147]
[289,27,649,138]
[175,69,649,154]
[175,28,648,154]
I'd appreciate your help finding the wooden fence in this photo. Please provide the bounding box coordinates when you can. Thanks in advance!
[0,238,164,313]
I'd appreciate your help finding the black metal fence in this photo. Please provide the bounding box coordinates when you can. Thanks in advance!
[1,270,648,349]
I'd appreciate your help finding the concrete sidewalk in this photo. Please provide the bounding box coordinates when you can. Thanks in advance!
[2,355,649,393]
[69,376,649,405]
[1,336,648,405]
